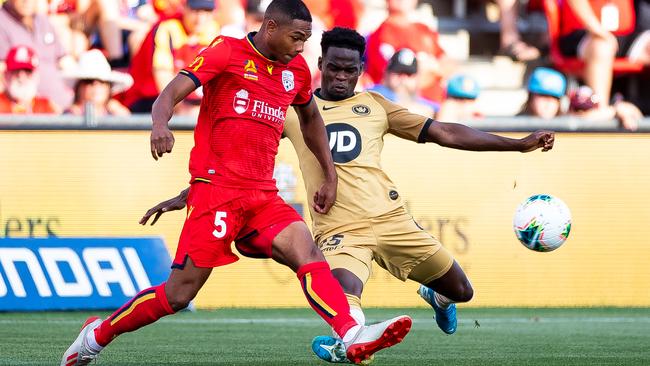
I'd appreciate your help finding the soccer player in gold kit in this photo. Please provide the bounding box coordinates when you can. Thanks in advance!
[142,27,554,364]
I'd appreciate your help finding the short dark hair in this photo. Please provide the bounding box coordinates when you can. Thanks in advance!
[321,27,366,58]
[264,0,312,25]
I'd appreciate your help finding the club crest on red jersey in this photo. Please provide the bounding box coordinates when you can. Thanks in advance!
[282,70,294,92]
[233,89,250,114]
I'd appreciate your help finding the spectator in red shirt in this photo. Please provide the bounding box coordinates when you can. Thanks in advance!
[367,48,438,117]
[0,45,58,114]
[365,0,454,104]
[63,49,133,116]
[558,0,650,106]
[118,0,219,113]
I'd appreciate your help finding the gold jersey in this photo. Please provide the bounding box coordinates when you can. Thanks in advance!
[284,90,431,239]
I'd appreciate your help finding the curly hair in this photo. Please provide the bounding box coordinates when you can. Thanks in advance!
[321,27,366,58]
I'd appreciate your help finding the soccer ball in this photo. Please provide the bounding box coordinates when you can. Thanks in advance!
[513,194,572,252]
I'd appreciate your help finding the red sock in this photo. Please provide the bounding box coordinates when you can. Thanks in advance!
[297,261,357,338]
[94,283,175,346]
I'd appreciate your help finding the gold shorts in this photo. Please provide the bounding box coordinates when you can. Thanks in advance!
[316,207,454,284]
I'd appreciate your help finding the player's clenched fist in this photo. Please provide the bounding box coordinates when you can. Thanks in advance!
[520,130,555,153]
[150,122,175,160]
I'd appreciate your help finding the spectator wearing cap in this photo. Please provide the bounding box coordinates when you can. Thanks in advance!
[0,45,58,114]
[0,0,74,108]
[520,67,642,130]
[117,0,219,113]
[520,67,567,119]
[368,48,438,117]
[365,0,454,104]
[63,49,133,116]
[436,74,482,122]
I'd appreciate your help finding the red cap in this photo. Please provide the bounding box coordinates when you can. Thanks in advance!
[5,45,39,72]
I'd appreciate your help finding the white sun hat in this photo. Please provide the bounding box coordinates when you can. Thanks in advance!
[63,49,133,94]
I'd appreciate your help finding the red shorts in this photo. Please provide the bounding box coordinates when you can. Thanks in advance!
[172,182,303,269]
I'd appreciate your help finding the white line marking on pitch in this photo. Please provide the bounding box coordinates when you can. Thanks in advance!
[1,317,650,325]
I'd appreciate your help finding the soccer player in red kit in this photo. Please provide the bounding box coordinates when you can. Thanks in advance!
[60,1,411,365]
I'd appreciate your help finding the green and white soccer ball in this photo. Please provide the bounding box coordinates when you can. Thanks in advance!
[513,194,572,252]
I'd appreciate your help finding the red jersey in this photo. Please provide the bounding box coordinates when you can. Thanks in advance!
[365,20,445,102]
[117,16,218,108]
[559,0,635,36]
[180,33,313,190]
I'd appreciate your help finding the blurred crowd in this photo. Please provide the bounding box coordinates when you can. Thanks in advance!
[0,0,648,129]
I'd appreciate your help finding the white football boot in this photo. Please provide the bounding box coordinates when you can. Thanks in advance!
[61,316,103,366]
[344,315,412,364]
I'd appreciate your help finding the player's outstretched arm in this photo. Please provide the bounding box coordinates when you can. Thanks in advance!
[425,121,555,152]
[139,187,190,225]
[150,74,197,160]
[294,99,338,214]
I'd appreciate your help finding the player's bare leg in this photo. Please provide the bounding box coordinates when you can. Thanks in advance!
[331,268,366,326]
[311,268,371,363]
[272,222,412,364]
[414,260,474,334]
[164,257,213,311]
[420,261,473,303]
[61,257,211,365]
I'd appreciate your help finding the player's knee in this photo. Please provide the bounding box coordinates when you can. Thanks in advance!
[304,241,325,262]
[166,291,195,311]
[456,281,474,303]
[340,280,363,297]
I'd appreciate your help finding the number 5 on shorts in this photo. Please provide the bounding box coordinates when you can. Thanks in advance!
[213,211,227,238]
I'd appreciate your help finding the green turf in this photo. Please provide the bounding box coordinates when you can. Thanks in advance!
[2,308,649,365]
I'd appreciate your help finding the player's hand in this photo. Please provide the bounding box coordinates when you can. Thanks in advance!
[139,193,187,225]
[150,122,175,160]
[313,178,337,214]
[520,130,555,152]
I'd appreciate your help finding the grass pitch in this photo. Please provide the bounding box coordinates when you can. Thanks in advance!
[1,307,648,365]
